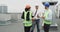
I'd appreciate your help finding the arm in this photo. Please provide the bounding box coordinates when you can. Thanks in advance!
[31,11,35,21]
[39,12,45,19]
[21,12,24,19]
[42,13,45,19]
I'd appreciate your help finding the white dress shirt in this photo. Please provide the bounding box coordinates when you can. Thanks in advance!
[32,9,42,19]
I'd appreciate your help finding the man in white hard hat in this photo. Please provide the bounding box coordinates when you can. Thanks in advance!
[31,5,41,32]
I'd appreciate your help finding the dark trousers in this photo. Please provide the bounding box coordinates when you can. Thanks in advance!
[31,19,40,32]
[44,23,50,32]
[24,26,32,32]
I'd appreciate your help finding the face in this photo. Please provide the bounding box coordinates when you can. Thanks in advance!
[45,7,48,9]
[35,6,39,10]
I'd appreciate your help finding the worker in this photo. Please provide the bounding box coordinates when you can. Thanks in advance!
[31,5,40,32]
[42,2,52,32]
[21,4,32,32]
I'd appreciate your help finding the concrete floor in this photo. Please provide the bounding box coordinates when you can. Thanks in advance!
[0,18,60,32]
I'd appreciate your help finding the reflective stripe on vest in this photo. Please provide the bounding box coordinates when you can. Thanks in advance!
[23,11,32,26]
[44,10,52,24]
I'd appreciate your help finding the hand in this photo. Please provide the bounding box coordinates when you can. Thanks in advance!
[32,18,35,21]
[42,16,45,19]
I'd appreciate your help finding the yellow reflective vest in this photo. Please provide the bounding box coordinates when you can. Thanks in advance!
[43,9,52,24]
[23,11,32,27]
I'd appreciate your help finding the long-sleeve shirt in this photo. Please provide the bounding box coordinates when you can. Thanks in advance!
[44,9,52,21]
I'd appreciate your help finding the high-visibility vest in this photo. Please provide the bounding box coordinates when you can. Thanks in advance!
[43,10,52,24]
[23,11,32,27]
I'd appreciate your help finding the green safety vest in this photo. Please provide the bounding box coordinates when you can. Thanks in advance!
[43,10,52,24]
[23,11,32,27]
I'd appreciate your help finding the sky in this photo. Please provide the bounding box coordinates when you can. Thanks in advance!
[0,0,59,13]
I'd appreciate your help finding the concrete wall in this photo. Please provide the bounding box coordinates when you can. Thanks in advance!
[0,13,21,21]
